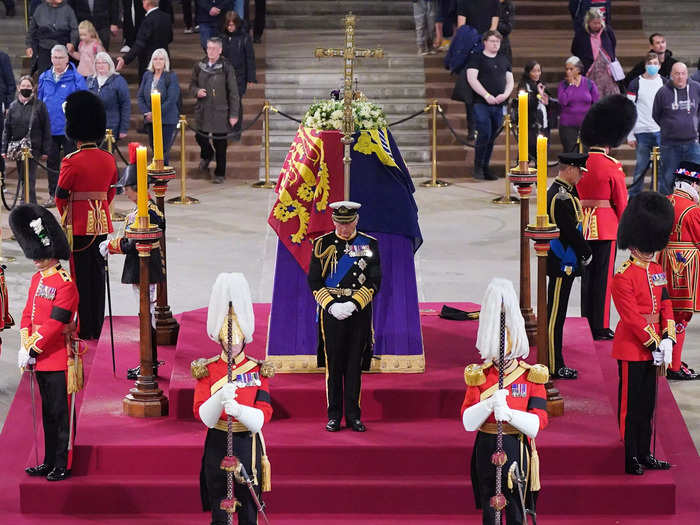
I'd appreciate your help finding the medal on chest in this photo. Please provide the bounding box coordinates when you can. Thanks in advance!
[650,272,667,286]
[36,283,57,301]
[234,371,261,387]
[346,244,372,258]
[511,383,528,398]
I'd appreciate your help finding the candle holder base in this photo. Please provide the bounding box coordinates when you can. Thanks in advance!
[167,195,200,205]
[147,164,177,181]
[155,305,180,346]
[123,386,169,418]
[420,179,450,188]
[509,166,537,186]
[126,223,162,242]
[252,180,276,189]
[545,382,564,417]
[491,195,520,205]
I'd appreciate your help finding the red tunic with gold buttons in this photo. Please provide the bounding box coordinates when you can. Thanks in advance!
[577,148,628,241]
[55,143,117,236]
[611,257,676,361]
[20,264,79,372]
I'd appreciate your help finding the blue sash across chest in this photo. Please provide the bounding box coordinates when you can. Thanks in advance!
[324,235,369,288]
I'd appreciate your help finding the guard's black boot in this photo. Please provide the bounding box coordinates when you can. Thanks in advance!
[641,455,671,470]
[325,419,341,432]
[347,419,367,432]
[25,464,52,477]
[46,467,70,481]
[625,457,644,475]
[553,366,578,379]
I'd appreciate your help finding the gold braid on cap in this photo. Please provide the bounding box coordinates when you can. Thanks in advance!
[218,311,245,349]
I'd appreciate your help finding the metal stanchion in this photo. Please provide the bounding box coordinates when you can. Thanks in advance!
[651,146,660,193]
[21,145,31,204]
[492,114,519,204]
[167,115,200,204]
[252,101,276,189]
[24,0,29,32]
[420,100,450,188]
[105,129,127,222]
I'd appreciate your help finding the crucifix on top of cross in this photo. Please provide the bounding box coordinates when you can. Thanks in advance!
[314,13,384,200]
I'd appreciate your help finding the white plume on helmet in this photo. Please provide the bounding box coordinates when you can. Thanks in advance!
[476,278,529,361]
[206,273,255,345]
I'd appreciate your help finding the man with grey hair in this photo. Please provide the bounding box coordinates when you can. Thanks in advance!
[37,44,86,206]
[26,0,79,74]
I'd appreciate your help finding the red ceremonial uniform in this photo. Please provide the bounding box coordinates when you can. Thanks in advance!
[660,188,700,371]
[20,264,79,372]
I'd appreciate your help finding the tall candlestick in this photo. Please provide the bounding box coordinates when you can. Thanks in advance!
[150,91,164,162]
[536,135,548,218]
[137,146,148,220]
[518,91,528,164]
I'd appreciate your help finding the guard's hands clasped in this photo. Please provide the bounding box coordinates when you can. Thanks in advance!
[221,383,238,403]
[328,301,357,320]
[652,349,664,367]
[17,349,35,370]
[659,338,673,368]
[99,240,109,260]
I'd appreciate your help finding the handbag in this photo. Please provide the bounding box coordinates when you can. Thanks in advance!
[609,59,625,82]
[6,100,36,162]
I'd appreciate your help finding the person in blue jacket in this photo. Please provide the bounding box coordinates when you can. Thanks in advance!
[37,44,87,206]
[137,48,181,165]
[87,52,131,143]
[196,0,233,50]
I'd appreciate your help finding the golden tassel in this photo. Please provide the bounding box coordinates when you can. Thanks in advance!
[529,439,541,492]
[66,356,83,394]
[261,454,272,492]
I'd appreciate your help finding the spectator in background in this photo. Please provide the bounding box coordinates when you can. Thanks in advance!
[37,44,86,206]
[0,51,16,176]
[190,37,239,184]
[445,22,482,142]
[221,10,255,139]
[26,0,79,75]
[692,58,700,84]
[29,0,42,15]
[68,0,119,51]
[457,0,498,33]
[197,1,233,50]
[518,60,552,162]
[496,0,514,63]
[68,20,104,78]
[2,76,52,204]
[569,0,611,29]
[252,0,266,43]
[433,0,456,52]
[412,0,436,56]
[558,56,599,153]
[653,62,700,195]
[2,0,15,16]
[624,33,678,89]
[571,8,619,96]
[87,53,131,142]
[467,30,513,181]
[121,0,172,53]
[626,52,665,197]
[117,0,173,82]
[137,48,180,165]
[182,0,196,33]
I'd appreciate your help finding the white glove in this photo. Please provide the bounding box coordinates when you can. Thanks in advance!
[659,338,673,367]
[99,240,109,259]
[491,389,509,409]
[221,383,238,403]
[18,348,30,369]
[342,302,358,316]
[223,399,242,418]
[582,254,593,266]
[328,303,349,320]
[494,405,513,422]
[652,349,664,366]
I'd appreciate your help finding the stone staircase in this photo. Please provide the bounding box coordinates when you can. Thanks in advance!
[263,0,431,178]
[640,0,700,69]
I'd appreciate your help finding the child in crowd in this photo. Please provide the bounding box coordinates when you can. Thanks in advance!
[70,20,104,78]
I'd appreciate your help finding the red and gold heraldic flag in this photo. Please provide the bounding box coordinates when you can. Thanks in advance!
[267,127,345,272]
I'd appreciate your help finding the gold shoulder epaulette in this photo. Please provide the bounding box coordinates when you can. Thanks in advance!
[63,149,80,160]
[616,259,632,275]
[555,188,572,201]
[519,361,531,369]
[148,200,164,218]
[464,363,486,386]
[247,356,276,378]
[58,269,72,282]
[190,355,220,379]
[527,363,549,384]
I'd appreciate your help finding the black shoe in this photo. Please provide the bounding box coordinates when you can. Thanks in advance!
[212,176,224,184]
[466,131,476,144]
[553,366,578,379]
[592,328,615,340]
[347,419,366,432]
[127,365,140,380]
[680,362,698,377]
[253,36,262,44]
[472,165,485,180]
[641,455,671,470]
[46,467,70,481]
[325,419,341,432]
[625,457,644,475]
[25,463,53,477]
[666,368,698,380]
[483,166,498,181]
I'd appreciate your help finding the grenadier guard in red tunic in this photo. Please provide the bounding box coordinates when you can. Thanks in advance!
[55,90,117,341]
[461,278,549,524]
[577,94,635,340]
[193,273,274,525]
[10,204,79,482]
[660,161,700,380]
[612,191,675,475]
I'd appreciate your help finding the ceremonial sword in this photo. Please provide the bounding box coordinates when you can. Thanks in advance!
[237,462,271,525]
[105,258,116,376]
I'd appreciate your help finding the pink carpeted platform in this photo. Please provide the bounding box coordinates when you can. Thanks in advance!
[1,303,699,524]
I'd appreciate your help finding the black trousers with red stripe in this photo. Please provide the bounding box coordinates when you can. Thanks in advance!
[581,240,616,332]
[35,371,70,469]
[617,360,656,469]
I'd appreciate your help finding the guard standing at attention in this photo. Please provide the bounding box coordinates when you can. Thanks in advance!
[577,94,636,340]
[11,203,79,482]
[612,191,675,475]
[308,201,381,433]
[55,90,117,340]
[660,161,700,380]
[546,152,592,379]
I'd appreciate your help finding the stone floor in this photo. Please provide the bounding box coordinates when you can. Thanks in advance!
[1,174,699,454]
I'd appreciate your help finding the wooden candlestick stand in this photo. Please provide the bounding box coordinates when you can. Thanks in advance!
[509,161,538,345]
[123,218,168,417]
[148,161,180,346]
[524,218,564,416]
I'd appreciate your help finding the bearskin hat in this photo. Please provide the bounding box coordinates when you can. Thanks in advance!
[618,191,674,253]
[9,204,71,261]
[65,90,106,143]
[580,94,637,148]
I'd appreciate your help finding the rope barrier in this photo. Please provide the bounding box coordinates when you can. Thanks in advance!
[185,107,265,140]
[387,108,427,128]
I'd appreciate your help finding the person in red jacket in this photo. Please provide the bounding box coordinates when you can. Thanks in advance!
[193,273,274,525]
[55,90,117,340]
[660,161,700,380]
[612,191,675,475]
[461,278,549,524]
[10,203,78,482]
[577,94,635,340]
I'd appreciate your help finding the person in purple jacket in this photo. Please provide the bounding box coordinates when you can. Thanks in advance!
[558,56,599,153]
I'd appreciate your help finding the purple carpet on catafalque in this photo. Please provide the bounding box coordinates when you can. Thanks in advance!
[1,304,699,524]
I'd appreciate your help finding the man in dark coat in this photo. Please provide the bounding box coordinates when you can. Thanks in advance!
[190,36,239,184]
[121,0,172,52]
[68,0,119,50]
[624,33,678,89]
[26,0,79,74]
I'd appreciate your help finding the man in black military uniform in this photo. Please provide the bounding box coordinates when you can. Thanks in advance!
[308,201,381,433]
[546,153,593,380]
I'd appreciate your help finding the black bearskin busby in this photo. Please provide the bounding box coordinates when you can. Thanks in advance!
[9,204,71,260]
[580,94,637,149]
[618,191,674,253]
[65,90,106,143]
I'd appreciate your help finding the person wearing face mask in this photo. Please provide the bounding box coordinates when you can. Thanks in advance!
[1,76,52,204]
[626,52,666,197]
[624,33,678,90]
